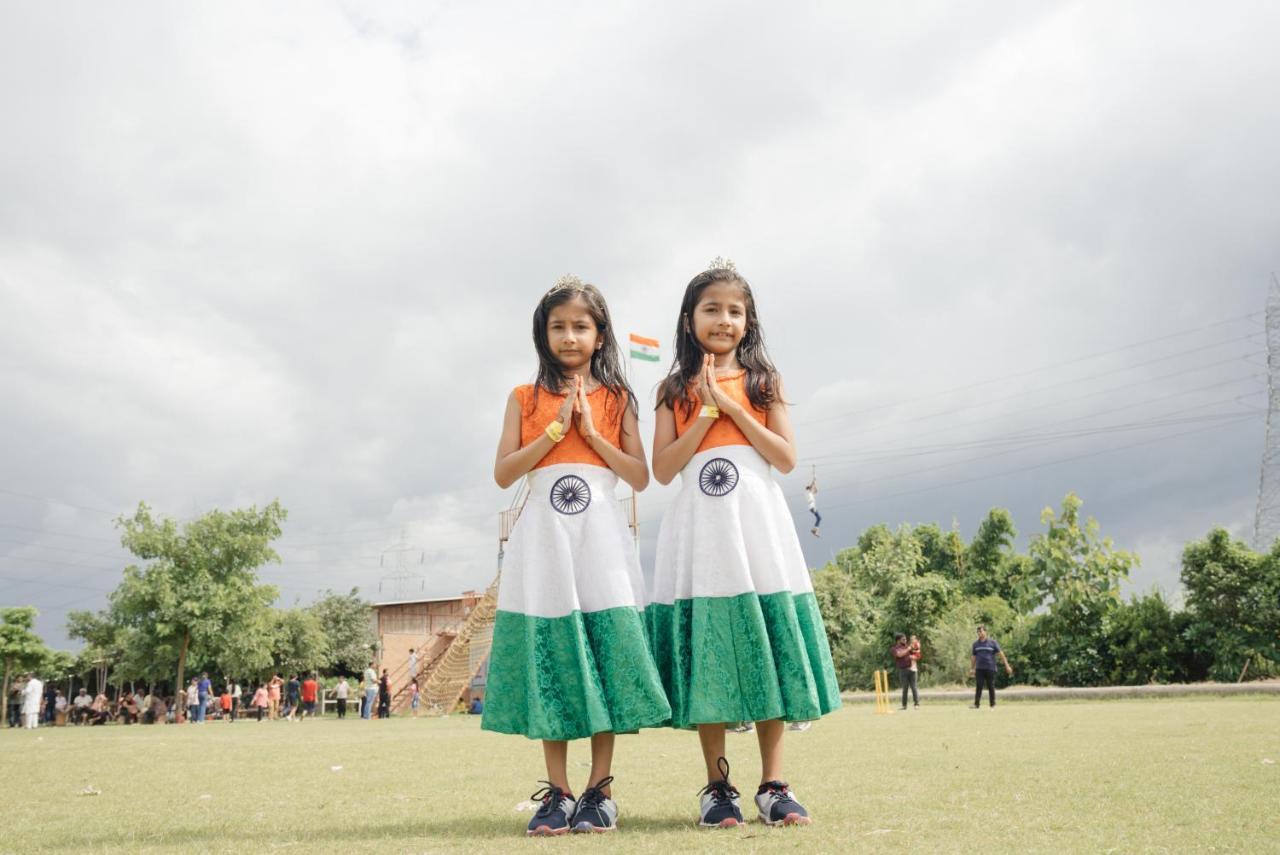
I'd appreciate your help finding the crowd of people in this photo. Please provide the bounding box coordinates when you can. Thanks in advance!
[5,658,484,729]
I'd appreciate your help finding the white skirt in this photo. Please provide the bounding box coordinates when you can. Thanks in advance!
[498,463,647,618]
[651,444,815,605]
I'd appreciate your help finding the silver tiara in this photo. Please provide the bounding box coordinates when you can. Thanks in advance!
[550,273,585,292]
[707,256,737,273]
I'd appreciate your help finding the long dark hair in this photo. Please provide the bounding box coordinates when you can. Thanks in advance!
[530,276,637,426]
[657,265,780,417]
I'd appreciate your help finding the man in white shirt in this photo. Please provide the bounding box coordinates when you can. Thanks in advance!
[72,688,93,724]
[21,673,44,729]
[335,677,349,719]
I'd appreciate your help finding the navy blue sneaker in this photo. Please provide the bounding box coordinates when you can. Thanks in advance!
[698,757,743,828]
[571,775,618,833]
[526,782,576,836]
[755,780,811,826]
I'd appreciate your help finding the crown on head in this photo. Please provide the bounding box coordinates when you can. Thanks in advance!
[550,273,585,293]
[707,256,737,273]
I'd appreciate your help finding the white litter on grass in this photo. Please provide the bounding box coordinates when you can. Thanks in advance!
[198,794,212,800]
[515,800,539,812]
[1263,758,1275,765]
[865,829,893,836]
[330,765,343,772]
[78,786,101,797]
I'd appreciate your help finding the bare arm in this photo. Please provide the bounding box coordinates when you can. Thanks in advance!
[493,389,574,488]
[710,370,797,474]
[999,651,1013,674]
[652,400,716,485]
[579,386,649,491]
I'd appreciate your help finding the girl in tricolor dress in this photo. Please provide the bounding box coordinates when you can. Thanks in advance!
[483,276,671,836]
[649,259,841,828]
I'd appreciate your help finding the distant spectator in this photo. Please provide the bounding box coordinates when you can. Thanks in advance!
[71,688,93,725]
[268,674,283,720]
[469,695,483,715]
[196,672,212,724]
[335,677,349,720]
[301,674,318,719]
[21,674,43,729]
[378,669,391,719]
[43,681,58,724]
[119,692,140,725]
[970,625,1014,709]
[408,648,419,681]
[230,682,242,722]
[251,684,269,722]
[219,689,232,722]
[891,634,919,710]
[89,692,112,726]
[185,680,199,722]
[284,675,301,721]
[362,663,378,720]
[410,680,420,717]
[53,690,68,724]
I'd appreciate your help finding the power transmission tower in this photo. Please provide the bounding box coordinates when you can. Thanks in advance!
[1254,276,1280,551]
[377,528,426,600]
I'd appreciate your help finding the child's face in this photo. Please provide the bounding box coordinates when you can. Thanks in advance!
[691,282,748,356]
[546,297,601,371]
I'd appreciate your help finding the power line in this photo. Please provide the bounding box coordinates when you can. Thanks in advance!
[792,312,1260,427]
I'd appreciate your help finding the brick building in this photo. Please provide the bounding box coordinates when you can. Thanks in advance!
[371,591,487,712]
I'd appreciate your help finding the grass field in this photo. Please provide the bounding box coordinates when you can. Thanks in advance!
[2,697,1276,853]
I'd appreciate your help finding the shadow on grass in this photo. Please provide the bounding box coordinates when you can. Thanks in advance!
[41,813,701,848]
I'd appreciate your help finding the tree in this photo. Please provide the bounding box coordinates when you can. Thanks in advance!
[111,501,285,694]
[1028,493,1135,612]
[964,509,1037,610]
[271,608,332,676]
[912,523,967,582]
[1102,591,1188,685]
[1,607,50,722]
[309,588,376,674]
[1181,528,1280,681]
[65,609,128,691]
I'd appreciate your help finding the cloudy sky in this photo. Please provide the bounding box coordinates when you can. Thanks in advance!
[2,2,1278,648]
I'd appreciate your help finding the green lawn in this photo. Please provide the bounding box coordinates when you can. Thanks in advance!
[2,697,1276,853]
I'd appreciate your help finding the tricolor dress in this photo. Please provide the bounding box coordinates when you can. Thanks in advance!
[482,384,672,741]
[649,371,842,727]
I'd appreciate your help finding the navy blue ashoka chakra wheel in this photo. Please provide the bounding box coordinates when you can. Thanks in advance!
[550,475,591,514]
[699,457,739,497]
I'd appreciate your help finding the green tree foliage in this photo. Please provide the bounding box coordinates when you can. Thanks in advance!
[111,501,285,693]
[309,588,376,674]
[812,493,1280,688]
[271,608,332,677]
[1181,529,1280,681]
[1101,591,1193,685]
[1027,493,1135,612]
[929,595,1020,685]
[65,608,129,690]
[1,606,50,721]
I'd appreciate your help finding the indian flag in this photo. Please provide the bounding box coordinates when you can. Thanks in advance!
[629,333,660,362]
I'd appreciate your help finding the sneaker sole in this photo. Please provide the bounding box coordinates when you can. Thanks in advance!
[572,822,616,833]
[699,818,743,828]
[526,826,570,837]
[758,812,812,827]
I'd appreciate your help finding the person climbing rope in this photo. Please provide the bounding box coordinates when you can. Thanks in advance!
[805,469,821,537]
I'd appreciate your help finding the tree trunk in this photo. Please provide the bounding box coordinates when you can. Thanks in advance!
[1,658,10,724]
[175,631,189,700]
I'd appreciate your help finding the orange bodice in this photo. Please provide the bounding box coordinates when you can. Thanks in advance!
[516,383,626,470]
[673,370,769,453]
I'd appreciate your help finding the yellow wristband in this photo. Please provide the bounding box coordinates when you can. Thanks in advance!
[699,405,720,420]
[545,420,565,443]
